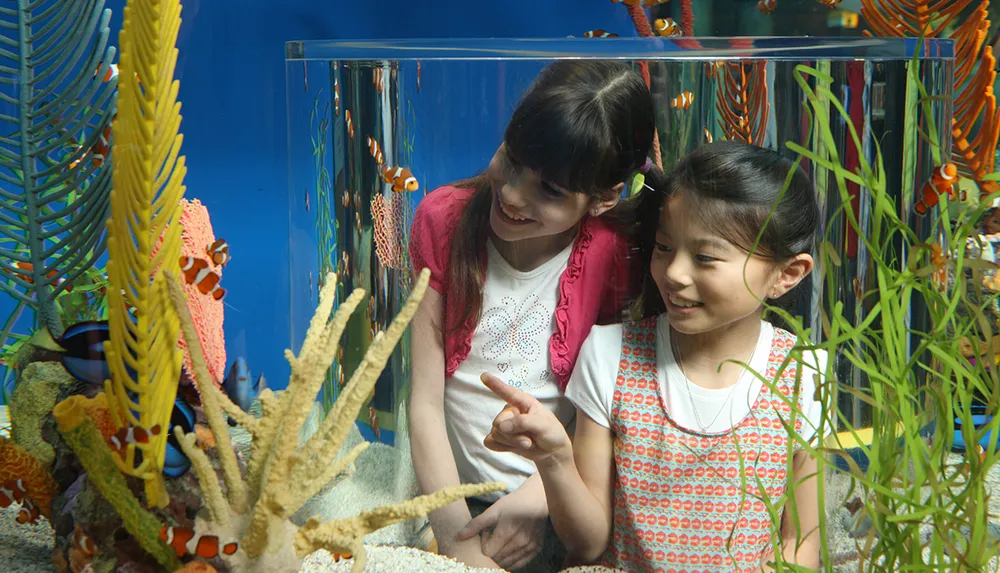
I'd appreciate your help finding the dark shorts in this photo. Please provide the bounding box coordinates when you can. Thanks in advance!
[467,497,568,573]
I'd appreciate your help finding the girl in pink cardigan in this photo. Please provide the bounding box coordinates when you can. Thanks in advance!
[408,60,655,571]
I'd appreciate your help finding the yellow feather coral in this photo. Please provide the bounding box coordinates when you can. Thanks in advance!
[104,0,188,508]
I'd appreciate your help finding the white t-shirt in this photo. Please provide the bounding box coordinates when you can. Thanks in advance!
[444,239,576,501]
[565,315,827,440]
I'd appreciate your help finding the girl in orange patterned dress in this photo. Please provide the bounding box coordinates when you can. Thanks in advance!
[481,142,826,573]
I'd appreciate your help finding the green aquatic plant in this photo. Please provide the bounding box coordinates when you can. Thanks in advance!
[755,58,1000,571]
[0,0,119,338]
[311,91,341,412]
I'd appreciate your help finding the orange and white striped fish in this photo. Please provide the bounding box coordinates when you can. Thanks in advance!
[11,262,73,292]
[334,76,341,116]
[16,498,39,525]
[95,63,119,83]
[583,30,619,38]
[179,256,226,301]
[206,238,231,267]
[367,136,384,165]
[369,405,381,441]
[654,18,683,37]
[703,128,713,143]
[757,0,777,14]
[345,110,355,139]
[705,60,724,81]
[108,424,162,455]
[160,526,239,559]
[373,67,384,94]
[671,91,694,110]
[914,163,959,216]
[819,0,841,7]
[0,479,26,508]
[73,525,99,557]
[381,165,419,193]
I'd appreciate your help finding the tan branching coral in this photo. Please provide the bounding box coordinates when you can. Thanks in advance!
[162,267,504,572]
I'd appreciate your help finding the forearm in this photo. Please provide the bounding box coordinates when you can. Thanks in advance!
[409,400,475,552]
[755,538,820,573]
[536,450,612,564]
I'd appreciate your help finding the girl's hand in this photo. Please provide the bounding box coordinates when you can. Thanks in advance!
[455,477,549,570]
[481,373,572,464]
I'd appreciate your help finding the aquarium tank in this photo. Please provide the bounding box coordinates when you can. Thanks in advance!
[285,36,953,445]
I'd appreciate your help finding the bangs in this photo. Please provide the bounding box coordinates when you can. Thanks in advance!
[675,187,780,260]
[504,98,621,196]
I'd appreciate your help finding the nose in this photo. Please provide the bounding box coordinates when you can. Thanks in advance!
[657,252,693,291]
[500,180,529,208]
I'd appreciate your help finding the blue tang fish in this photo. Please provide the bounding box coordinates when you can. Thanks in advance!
[222,357,267,425]
[42,321,193,478]
[43,321,136,386]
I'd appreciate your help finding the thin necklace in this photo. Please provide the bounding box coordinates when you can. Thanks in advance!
[672,329,757,433]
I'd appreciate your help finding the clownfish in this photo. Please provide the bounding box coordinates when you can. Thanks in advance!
[0,479,26,508]
[671,91,694,110]
[369,405,381,441]
[11,262,73,292]
[367,136,384,165]
[179,256,226,301]
[95,63,119,83]
[345,110,355,139]
[73,525,100,557]
[159,526,238,559]
[206,239,231,267]
[107,424,162,455]
[334,76,340,116]
[373,67,384,94]
[654,18,683,37]
[914,163,959,216]
[819,0,841,7]
[705,61,724,81]
[69,113,114,170]
[583,30,619,38]
[704,128,713,143]
[381,165,419,193]
[757,0,777,14]
[16,498,39,525]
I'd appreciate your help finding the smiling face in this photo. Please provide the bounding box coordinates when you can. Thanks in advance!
[485,144,611,243]
[650,192,807,337]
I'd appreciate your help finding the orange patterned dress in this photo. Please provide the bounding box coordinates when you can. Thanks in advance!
[600,318,807,573]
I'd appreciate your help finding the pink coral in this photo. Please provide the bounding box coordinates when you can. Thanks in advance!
[153,199,227,388]
[176,199,227,386]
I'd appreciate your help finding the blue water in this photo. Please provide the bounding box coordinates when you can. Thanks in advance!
[0,0,645,403]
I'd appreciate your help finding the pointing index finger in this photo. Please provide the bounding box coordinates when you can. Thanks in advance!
[480,372,533,410]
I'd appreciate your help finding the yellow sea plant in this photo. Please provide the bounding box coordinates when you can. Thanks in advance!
[103,0,187,508]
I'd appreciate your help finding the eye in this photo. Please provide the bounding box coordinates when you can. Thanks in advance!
[654,242,671,252]
[540,182,564,198]
[695,254,716,263]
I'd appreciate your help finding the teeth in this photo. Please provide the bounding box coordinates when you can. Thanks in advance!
[670,295,701,308]
[500,201,529,221]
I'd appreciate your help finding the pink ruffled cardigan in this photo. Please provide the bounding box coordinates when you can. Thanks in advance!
[409,185,634,390]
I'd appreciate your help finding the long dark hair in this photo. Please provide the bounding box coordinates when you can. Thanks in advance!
[446,61,656,334]
[631,141,820,321]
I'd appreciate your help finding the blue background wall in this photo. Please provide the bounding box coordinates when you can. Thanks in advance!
[0,0,642,397]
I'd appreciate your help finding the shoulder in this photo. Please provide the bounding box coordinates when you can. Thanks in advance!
[565,323,625,429]
[578,215,628,260]
[413,185,477,227]
[410,185,477,291]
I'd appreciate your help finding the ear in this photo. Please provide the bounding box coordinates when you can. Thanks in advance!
[768,253,814,299]
[590,183,623,217]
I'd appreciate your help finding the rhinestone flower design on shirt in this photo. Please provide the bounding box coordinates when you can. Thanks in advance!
[481,294,550,389]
